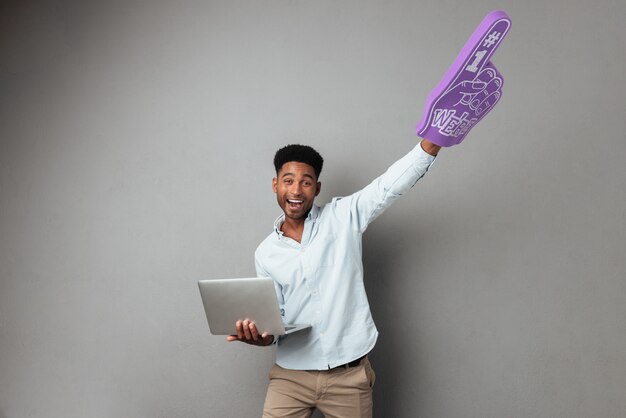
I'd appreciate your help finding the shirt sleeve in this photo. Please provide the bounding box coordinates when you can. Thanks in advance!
[331,141,436,233]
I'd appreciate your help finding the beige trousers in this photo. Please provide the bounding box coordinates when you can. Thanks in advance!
[262,357,376,418]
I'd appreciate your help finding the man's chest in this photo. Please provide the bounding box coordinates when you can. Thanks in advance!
[264,227,360,292]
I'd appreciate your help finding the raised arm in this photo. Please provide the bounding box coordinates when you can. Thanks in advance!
[331,139,438,233]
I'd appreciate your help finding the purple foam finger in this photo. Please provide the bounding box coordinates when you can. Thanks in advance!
[417,10,511,146]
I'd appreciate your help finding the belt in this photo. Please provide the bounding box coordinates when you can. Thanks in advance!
[331,355,365,370]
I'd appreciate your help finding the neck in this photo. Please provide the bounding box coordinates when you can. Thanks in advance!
[280,216,306,243]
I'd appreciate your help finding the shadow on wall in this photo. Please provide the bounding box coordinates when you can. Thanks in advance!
[363,222,433,418]
[364,231,404,417]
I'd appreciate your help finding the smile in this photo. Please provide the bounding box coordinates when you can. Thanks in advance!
[286,199,304,210]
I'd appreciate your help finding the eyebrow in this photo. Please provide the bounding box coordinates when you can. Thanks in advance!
[280,172,315,180]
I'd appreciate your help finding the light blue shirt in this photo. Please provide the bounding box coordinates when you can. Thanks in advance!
[255,142,436,370]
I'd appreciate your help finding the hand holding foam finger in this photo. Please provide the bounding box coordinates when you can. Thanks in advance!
[416,11,511,147]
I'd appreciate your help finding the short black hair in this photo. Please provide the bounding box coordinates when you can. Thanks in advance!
[273,144,324,179]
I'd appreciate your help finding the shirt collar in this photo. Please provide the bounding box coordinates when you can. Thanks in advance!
[273,204,320,237]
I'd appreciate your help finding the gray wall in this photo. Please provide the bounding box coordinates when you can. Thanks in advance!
[1,1,625,417]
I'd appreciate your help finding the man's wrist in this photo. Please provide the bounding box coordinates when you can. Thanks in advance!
[420,139,441,156]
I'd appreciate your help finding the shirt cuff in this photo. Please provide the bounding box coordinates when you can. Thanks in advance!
[416,140,437,170]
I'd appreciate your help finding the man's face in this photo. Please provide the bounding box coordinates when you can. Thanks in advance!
[273,162,321,221]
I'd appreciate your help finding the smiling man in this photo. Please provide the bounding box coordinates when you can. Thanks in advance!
[228,139,440,417]
[222,10,511,416]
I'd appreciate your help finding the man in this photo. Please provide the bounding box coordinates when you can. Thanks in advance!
[227,139,441,417]
[224,9,511,415]
[223,9,512,415]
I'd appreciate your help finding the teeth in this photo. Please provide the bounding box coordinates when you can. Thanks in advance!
[287,200,303,203]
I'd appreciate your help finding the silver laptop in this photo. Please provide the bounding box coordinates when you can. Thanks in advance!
[198,277,310,336]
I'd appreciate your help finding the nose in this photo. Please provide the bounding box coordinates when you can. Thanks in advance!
[290,182,302,196]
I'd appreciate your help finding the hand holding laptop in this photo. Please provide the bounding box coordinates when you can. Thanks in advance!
[198,277,311,342]
[226,319,274,346]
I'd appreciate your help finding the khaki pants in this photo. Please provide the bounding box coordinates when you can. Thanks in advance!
[262,357,376,418]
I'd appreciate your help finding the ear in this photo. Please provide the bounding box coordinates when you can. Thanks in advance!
[272,177,278,193]
[315,181,321,197]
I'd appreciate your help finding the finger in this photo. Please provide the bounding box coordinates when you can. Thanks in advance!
[249,322,260,341]
[475,65,497,84]
[453,11,512,83]
[242,319,253,340]
[235,320,244,339]
[226,335,239,342]
[483,76,502,96]
[470,78,500,108]
[476,90,501,116]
